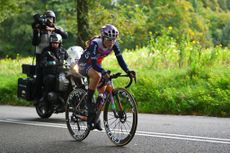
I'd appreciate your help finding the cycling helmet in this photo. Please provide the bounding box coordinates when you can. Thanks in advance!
[50,33,62,43]
[45,10,56,23]
[101,24,119,39]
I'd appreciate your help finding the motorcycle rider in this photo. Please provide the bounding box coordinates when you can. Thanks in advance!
[39,33,68,110]
[78,24,136,131]
[32,10,68,101]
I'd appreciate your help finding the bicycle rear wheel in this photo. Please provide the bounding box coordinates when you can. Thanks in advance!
[65,88,90,141]
[103,88,138,146]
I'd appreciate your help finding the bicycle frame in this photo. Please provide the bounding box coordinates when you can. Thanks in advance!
[95,72,136,124]
[76,73,133,121]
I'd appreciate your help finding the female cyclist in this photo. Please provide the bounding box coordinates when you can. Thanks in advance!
[78,24,135,130]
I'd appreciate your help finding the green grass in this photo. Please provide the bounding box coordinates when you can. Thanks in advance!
[0,56,32,106]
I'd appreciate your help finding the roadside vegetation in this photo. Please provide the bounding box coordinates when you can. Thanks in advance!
[1,31,229,116]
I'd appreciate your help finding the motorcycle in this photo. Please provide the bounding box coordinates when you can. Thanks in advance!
[17,46,85,118]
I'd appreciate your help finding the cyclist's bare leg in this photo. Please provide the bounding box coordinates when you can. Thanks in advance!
[88,68,101,90]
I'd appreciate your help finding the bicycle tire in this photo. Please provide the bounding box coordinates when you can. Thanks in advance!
[103,88,138,146]
[65,88,90,141]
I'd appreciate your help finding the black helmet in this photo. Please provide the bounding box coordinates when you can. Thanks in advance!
[44,10,56,23]
[50,33,62,43]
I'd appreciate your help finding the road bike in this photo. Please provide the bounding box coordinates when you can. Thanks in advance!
[65,72,138,146]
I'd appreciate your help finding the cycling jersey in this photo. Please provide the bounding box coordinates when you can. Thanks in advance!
[78,37,129,73]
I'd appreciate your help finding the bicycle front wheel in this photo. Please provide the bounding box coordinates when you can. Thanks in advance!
[65,88,90,141]
[103,88,138,146]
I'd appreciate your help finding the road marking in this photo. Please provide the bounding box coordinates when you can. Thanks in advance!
[1,119,230,144]
[136,132,230,144]
[0,119,66,128]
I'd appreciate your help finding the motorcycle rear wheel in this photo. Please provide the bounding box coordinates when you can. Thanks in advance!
[35,100,53,119]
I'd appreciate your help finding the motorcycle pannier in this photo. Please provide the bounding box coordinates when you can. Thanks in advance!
[22,64,36,77]
[17,78,34,100]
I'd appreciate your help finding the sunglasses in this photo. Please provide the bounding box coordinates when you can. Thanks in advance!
[51,42,59,44]
[104,37,116,42]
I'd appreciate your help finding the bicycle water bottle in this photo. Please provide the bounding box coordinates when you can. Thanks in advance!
[96,94,104,111]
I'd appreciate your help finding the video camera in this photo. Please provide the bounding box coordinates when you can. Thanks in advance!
[32,13,47,30]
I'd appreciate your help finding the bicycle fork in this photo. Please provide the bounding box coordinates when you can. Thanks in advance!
[111,91,124,119]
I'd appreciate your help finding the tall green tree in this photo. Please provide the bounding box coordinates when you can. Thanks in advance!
[76,0,90,48]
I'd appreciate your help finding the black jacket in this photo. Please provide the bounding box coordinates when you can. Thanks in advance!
[39,46,68,68]
[39,46,68,75]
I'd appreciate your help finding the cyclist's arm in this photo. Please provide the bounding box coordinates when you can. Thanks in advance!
[113,43,129,72]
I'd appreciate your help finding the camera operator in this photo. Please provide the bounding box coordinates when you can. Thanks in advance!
[32,10,68,64]
[39,33,68,107]
[32,10,68,101]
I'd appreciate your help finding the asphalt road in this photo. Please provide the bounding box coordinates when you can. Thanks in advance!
[0,105,230,153]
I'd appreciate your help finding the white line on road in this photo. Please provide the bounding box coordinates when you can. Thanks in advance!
[1,119,230,144]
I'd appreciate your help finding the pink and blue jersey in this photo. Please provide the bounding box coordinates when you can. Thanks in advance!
[78,37,129,73]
